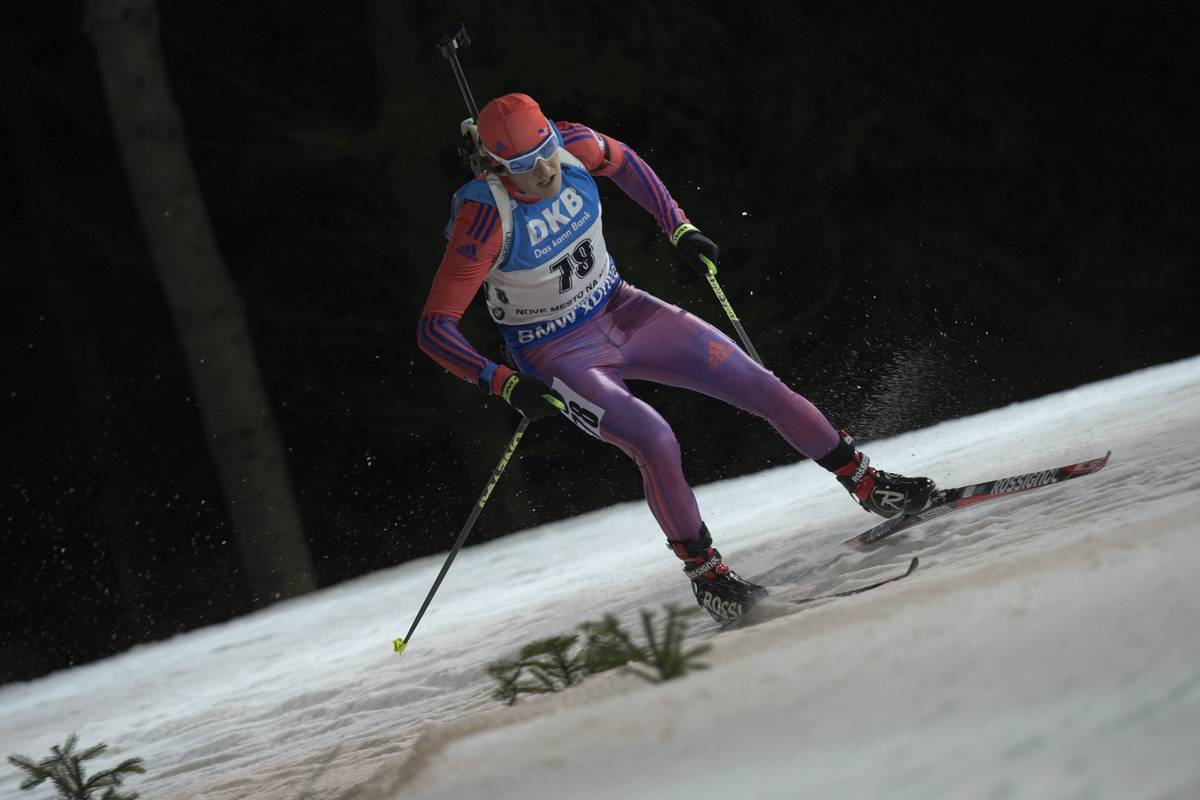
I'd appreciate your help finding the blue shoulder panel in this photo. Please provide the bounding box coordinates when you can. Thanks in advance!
[444,179,499,241]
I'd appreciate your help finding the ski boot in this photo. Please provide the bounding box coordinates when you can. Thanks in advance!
[669,525,768,623]
[817,430,937,518]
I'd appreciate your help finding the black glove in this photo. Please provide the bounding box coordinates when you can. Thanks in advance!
[499,372,563,421]
[672,224,719,276]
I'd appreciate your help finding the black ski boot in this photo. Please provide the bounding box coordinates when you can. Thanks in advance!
[817,430,937,518]
[669,526,768,623]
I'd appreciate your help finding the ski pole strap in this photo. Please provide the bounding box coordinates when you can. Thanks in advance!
[670,224,715,275]
[499,374,566,412]
[671,222,700,245]
[499,373,520,403]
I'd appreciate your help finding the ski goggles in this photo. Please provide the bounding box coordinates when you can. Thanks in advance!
[485,128,559,174]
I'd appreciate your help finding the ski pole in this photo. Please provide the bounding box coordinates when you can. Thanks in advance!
[394,418,527,654]
[394,399,565,654]
[396,26,567,654]
[698,254,765,367]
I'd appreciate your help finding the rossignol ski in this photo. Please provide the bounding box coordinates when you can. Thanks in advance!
[844,451,1111,549]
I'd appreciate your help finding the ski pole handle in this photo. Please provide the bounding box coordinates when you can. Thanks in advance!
[698,254,764,367]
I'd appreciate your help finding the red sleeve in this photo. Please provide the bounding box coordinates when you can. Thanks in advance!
[557,121,625,177]
[417,199,514,394]
[422,199,501,318]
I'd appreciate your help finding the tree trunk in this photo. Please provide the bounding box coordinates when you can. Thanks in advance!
[84,0,315,604]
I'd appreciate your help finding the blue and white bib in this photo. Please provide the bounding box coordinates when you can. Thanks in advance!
[445,131,621,350]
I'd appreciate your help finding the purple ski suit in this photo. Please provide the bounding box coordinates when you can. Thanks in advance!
[418,119,841,546]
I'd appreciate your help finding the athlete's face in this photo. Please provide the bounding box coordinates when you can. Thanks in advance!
[505,149,561,199]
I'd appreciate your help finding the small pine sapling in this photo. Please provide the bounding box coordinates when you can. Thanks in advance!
[485,661,526,706]
[578,613,647,673]
[7,735,145,800]
[485,605,713,703]
[515,634,589,692]
[485,634,589,705]
[622,605,712,683]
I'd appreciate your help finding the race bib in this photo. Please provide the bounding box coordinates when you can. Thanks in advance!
[551,377,605,439]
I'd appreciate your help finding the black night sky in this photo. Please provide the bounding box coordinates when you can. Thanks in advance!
[2,2,1197,684]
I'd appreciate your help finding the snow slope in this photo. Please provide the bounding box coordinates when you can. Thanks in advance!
[2,357,1198,800]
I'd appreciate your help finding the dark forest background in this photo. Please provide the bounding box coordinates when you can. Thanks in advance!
[2,1,1197,684]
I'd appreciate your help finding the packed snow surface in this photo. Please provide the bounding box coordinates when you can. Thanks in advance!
[3,357,1199,800]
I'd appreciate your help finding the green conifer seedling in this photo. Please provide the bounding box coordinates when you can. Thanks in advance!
[7,735,145,800]
[486,604,714,703]
[485,634,591,705]
[578,613,647,673]
[516,634,589,691]
[485,661,527,706]
[622,605,713,683]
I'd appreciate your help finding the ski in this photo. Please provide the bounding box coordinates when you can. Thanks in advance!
[789,556,919,605]
[844,451,1111,549]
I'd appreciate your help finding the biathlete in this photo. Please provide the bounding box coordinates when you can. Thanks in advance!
[418,93,935,622]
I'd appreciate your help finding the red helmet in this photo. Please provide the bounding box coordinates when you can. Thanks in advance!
[476,93,552,159]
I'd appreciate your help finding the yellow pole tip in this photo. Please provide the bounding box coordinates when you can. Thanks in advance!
[393,638,408,654]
